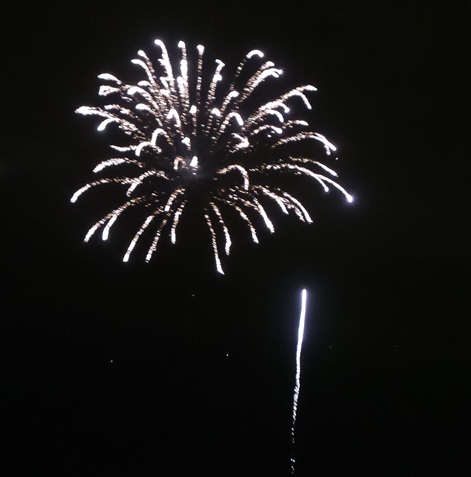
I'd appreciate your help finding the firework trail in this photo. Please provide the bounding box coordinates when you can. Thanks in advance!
[291,288,307,474]
[72,40,352,273]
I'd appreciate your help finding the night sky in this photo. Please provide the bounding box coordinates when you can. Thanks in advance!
[2,2,470,476]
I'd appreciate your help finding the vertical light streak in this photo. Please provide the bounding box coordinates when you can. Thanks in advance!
[291,288,307,475]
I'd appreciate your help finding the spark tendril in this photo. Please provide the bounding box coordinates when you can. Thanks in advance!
[72,40,352,273]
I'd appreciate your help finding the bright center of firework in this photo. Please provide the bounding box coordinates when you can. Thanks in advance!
[72,40,353,273]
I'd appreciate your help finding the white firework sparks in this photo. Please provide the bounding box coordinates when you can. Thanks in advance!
[72,40,353,273]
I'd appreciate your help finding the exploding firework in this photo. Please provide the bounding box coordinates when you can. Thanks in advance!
[72,40,352,273]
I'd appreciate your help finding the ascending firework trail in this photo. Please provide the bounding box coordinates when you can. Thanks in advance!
[291,289,307,475]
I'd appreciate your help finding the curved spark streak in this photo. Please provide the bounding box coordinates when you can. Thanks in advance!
[291,289,307,475]
[72,40,352,273]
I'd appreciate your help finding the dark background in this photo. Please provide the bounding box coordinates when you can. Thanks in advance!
[1,1,470,475]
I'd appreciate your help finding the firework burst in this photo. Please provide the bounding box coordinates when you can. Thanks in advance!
[72,40,352,273]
